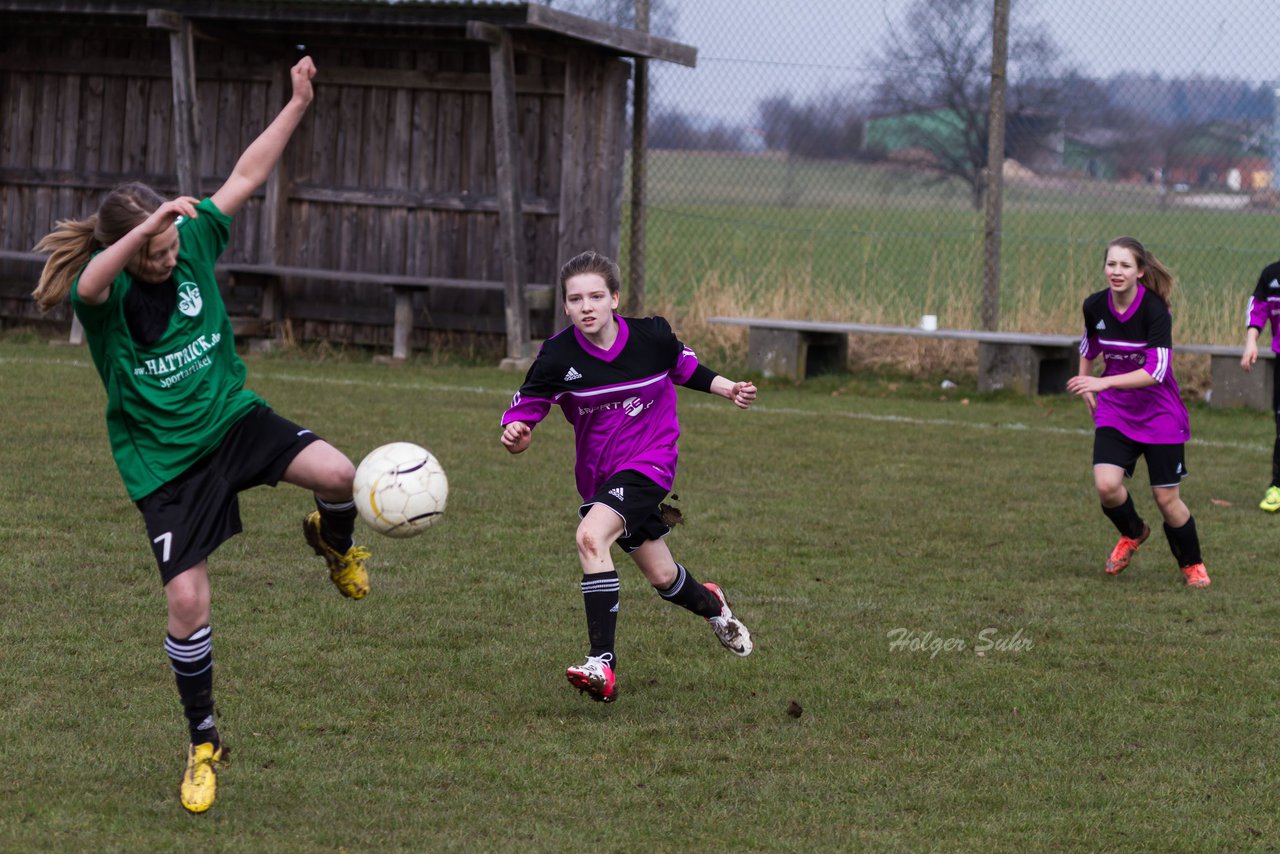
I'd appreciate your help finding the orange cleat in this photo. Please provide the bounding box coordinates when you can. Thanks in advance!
[1105,525,1150,576]
[1181,563,1211,588]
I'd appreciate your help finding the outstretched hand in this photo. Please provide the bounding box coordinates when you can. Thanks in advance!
[291,55,316,106]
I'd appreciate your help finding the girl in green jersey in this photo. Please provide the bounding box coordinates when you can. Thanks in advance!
[33,56,370,814]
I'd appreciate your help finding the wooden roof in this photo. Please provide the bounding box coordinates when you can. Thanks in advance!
[0,0,697,66]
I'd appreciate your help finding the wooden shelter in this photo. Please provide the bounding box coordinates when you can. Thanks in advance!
[0,0,695,360]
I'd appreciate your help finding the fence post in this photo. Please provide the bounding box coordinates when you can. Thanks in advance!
[981,0,1009,334]
[626,0,650,315]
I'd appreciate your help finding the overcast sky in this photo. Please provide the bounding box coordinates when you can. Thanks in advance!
[652,0,1280,123]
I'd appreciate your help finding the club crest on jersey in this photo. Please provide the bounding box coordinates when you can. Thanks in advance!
[608,487,625,502]
[622,396,650,417]
[177,282,203,317]
[564,366,583,381]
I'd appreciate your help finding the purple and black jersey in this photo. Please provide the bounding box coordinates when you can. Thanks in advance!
[1246,260,1280,353]
[1079,285,1189,445]
[502,315,698,500]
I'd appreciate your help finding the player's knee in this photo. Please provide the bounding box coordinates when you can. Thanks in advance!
[316,451,356,495]
[1096,482,1124,503]
[1152,490,1182,516]
[575,526,604,561]
[166,586,208,630]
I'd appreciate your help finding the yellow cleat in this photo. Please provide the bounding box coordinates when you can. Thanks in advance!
[180,742,223,814]
[1260,486,1280,513]
[303,511,371,599]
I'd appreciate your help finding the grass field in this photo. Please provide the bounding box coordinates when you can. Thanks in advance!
[628,152,1280,351]
[3,335,1279,850]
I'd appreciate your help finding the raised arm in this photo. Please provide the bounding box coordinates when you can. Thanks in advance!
[209,56,316,217]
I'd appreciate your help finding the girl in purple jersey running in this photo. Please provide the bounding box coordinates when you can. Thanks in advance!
[1066,236,1210,587]
[500,250,756,703]
[1239,258,1280,512]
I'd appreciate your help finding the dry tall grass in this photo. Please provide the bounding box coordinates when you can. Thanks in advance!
[661,264,1221,394]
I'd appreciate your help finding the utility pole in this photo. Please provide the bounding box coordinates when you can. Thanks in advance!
[981,0,1009,332]
[627,0,650,314]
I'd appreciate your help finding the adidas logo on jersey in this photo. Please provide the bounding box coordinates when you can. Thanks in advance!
[564,366,583,381]
[608,487,625,502]
[1270,279,1280,290]
[1095,319,1106,330]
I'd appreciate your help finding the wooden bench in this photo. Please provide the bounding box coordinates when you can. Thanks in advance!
[218,263,554,360]
[1,251,553,360]
[707,316,1275,409]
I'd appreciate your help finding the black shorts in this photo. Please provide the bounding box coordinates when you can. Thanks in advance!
[135,406,321,584]
[1093,426,1187,488]
[579,469,671,554]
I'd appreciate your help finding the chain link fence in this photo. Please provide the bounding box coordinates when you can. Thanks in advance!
[605,0,1280,351]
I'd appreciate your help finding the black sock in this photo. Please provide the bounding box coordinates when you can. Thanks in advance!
[1101,494,1146,539]
[582,571,619,670]
[315,496,357,554]
[655,563,720,619]
[1163,517,1203,568]
[165,626,218,746]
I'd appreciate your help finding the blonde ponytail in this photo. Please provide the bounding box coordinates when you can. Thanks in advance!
[32,217,99,311]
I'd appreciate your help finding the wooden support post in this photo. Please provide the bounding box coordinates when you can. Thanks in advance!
[468,21,530,369]
[256,62,291,351]
[147,9,201,197]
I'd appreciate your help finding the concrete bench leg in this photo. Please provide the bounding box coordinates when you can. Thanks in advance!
[392,288,415,361]
[747,328,847,381]
[979,342,1077,395]
[1209,354,1272,410]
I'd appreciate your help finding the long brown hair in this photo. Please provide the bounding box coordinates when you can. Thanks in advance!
[32,182,164,311]
[1106,235,1175,307]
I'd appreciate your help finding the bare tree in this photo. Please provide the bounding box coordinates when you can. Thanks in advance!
[871,0,1066,209]
[544,0,678,37]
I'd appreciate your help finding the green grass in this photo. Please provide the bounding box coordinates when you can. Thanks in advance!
[625,151,1278,347]
[2,337,1279,850]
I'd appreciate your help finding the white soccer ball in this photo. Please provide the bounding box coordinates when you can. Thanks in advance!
[353,442,448,538]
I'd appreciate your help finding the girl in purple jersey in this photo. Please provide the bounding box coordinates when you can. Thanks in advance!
[1239,258,1280,512]
[500,250,757,703]
[1066,236,1210,587]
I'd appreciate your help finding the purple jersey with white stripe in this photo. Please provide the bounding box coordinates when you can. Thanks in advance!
[501,315,697,500]
[1246,259,1280,353]
[1079,286,1189,444]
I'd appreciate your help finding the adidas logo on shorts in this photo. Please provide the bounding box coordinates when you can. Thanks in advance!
[609,487,625,502]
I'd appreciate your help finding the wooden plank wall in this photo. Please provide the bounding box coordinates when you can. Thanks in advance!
[0,15,628,347]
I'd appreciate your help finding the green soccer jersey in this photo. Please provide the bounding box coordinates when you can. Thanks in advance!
[72,197,266,500]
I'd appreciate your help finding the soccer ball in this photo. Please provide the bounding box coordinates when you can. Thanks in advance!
[353,442,448,538]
